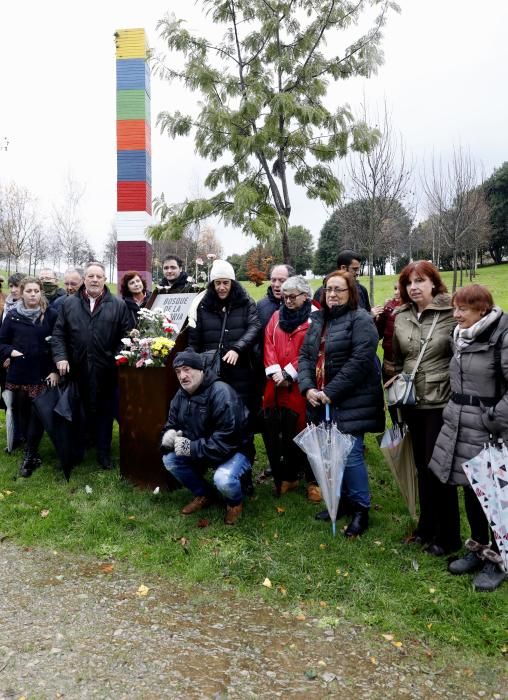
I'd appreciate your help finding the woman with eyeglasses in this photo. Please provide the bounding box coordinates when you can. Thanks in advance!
[298,270,385,537]
[262,276,320,500]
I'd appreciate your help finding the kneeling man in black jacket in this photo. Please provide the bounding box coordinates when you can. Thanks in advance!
[161,350,253,525]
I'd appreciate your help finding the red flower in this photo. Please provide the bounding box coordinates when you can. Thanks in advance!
[116,356,128,366]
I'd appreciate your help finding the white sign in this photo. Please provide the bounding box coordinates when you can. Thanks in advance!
[150,292,197,332]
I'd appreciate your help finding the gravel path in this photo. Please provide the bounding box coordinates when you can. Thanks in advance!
[0,543,505,699]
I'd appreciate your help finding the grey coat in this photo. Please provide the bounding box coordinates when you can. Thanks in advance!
[429,312,508,486]
[392,294,456,408]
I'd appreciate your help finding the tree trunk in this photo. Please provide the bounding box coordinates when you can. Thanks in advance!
[368,246,375,305]
[452,248,458,293]
[280,219,291,266]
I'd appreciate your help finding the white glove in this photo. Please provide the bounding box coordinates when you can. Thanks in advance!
[161,429,182,451]
[174,436,191,457]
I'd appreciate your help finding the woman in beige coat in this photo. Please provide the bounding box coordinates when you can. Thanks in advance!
[393,261,460,556]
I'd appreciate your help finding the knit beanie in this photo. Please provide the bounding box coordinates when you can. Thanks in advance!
[209,259,236,281]
[172,349,204,371]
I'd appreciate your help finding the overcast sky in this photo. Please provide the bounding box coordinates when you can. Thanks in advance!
[1,0,507,259]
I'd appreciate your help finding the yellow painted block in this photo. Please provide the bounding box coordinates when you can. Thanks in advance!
[115,28,148,59]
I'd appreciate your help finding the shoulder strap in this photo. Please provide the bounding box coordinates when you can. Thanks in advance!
[410,313,439,381]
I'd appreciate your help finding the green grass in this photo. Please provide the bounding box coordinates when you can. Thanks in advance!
[0,263,507,670]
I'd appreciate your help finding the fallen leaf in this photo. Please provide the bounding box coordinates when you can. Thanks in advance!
[412,560,419,571]
[429,588,436,593]
[319,543,327,549]
[99,563,114,574]
[427,623,433,629]
[391,641,403,648]
[127,515,136,520]
[335,568,341,575]
[84,485,93,494]
[374,540,382,546]
[317,659,327,667]
[319,601,327,608]
[3,490,13,495]
[500,645,507,654]
[153,486,160,495]
[304,669,317,680]
[382,633,394,641]
[179,537,190,554]
[40,509,50,518]
[369,656,378,665]
[295,613,306,621]
[276,506,285,514]
[343,572,349,578]
[136,584,149,597]
[276,585,287,596]
[197,518,210,528]
[262,577,272,588]
[0,493,4,500]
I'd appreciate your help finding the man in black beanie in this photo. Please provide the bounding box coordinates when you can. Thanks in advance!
[161,349,253,525]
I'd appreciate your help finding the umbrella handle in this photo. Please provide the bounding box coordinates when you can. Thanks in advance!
[325,404,331,423]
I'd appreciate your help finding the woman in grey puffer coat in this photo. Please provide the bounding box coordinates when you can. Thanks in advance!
[429,284,507,593]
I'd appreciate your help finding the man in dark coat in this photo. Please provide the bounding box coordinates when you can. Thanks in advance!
[313,250,372,311]
[51,262,133,469]
[256,263,296,331]
[161,349,253,525]
[158,255,193,291]
[39,269,67,309]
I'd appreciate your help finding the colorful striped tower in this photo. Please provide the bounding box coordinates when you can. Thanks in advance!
[115,28,153,289]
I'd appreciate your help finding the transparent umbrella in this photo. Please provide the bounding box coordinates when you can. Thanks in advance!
[294,405,354,535]
[462,440,508,571]
[2,389,14,453]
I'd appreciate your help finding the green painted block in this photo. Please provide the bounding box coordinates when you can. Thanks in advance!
[117,90,150,120]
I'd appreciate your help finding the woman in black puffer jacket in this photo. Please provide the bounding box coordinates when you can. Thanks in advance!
[299,270,385,537]
[187,260,261,418]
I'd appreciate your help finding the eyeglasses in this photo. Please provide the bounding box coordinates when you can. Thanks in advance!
[325,287,349,294]
[283,292,305,301]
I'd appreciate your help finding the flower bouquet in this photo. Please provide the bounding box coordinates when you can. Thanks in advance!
[116,308,177,368]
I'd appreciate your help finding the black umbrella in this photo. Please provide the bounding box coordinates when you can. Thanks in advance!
[33,380,85,480]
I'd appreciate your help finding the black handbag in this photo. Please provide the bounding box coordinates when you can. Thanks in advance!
[200,310,228,377]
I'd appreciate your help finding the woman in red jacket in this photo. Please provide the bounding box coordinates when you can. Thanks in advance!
[263,275,319,500]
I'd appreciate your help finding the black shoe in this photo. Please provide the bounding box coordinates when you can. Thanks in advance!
[344,508,369,538]
[473,561,506,592]
[98,454,114,470]
[426,543,447,557]
[18,452,41,478]
[449,551,484,575]
[315,509,331,521]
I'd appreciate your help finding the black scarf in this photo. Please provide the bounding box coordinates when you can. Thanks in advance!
[279,299,312,333]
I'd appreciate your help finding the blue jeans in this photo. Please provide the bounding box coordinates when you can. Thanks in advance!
[342,435,370,509]
[163,452,251,506]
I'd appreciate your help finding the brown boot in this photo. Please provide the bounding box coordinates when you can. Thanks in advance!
[307,483,322,503]
[181,496,213,515]
[279,480,299,495]
[224,503,243,525]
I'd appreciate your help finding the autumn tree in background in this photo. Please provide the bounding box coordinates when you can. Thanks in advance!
[246,245,272,286]
[150,0,399,262]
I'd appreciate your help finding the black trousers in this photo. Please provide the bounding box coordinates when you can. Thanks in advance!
[463,485,490,546]
[13,389,44,454]
[403,407,461,551]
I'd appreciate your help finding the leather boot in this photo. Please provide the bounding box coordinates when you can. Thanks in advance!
[181,495,213,515]
[18,451,41,478]
[473,548,506,592]
[448,539,486,575]
[279,480,299,495]
[345,507,369,538]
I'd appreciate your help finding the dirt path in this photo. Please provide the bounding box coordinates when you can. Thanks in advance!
[0,543,505,699]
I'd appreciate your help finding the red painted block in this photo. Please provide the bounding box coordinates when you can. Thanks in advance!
[117,182,152,214]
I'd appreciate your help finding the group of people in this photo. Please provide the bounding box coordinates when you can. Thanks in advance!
[0,251,506,592]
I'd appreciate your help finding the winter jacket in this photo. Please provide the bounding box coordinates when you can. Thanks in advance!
[429,311,508,486]
[392,294,455,408]
[263,306,315,432]
[298,305,385,434]
[51,285,133,406]
[187,281,261,411]
[47,288,67,309]
[0,307,57,385]
[314,281,371,312]
[123,293,149,328]
[257,286,282,331]
[162,371,253,468]
[158,269,193,292]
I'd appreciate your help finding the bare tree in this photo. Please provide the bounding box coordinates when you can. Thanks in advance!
[27,224,49,275]
[423,147,490,292]
[0,182,39,273]
[346,103,413,301]
[103,224,117,281]
[52,175,87,266]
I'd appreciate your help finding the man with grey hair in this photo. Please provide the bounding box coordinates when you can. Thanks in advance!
[39,268,67,308]
[63,268,84,296]
[52,262,132,469]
